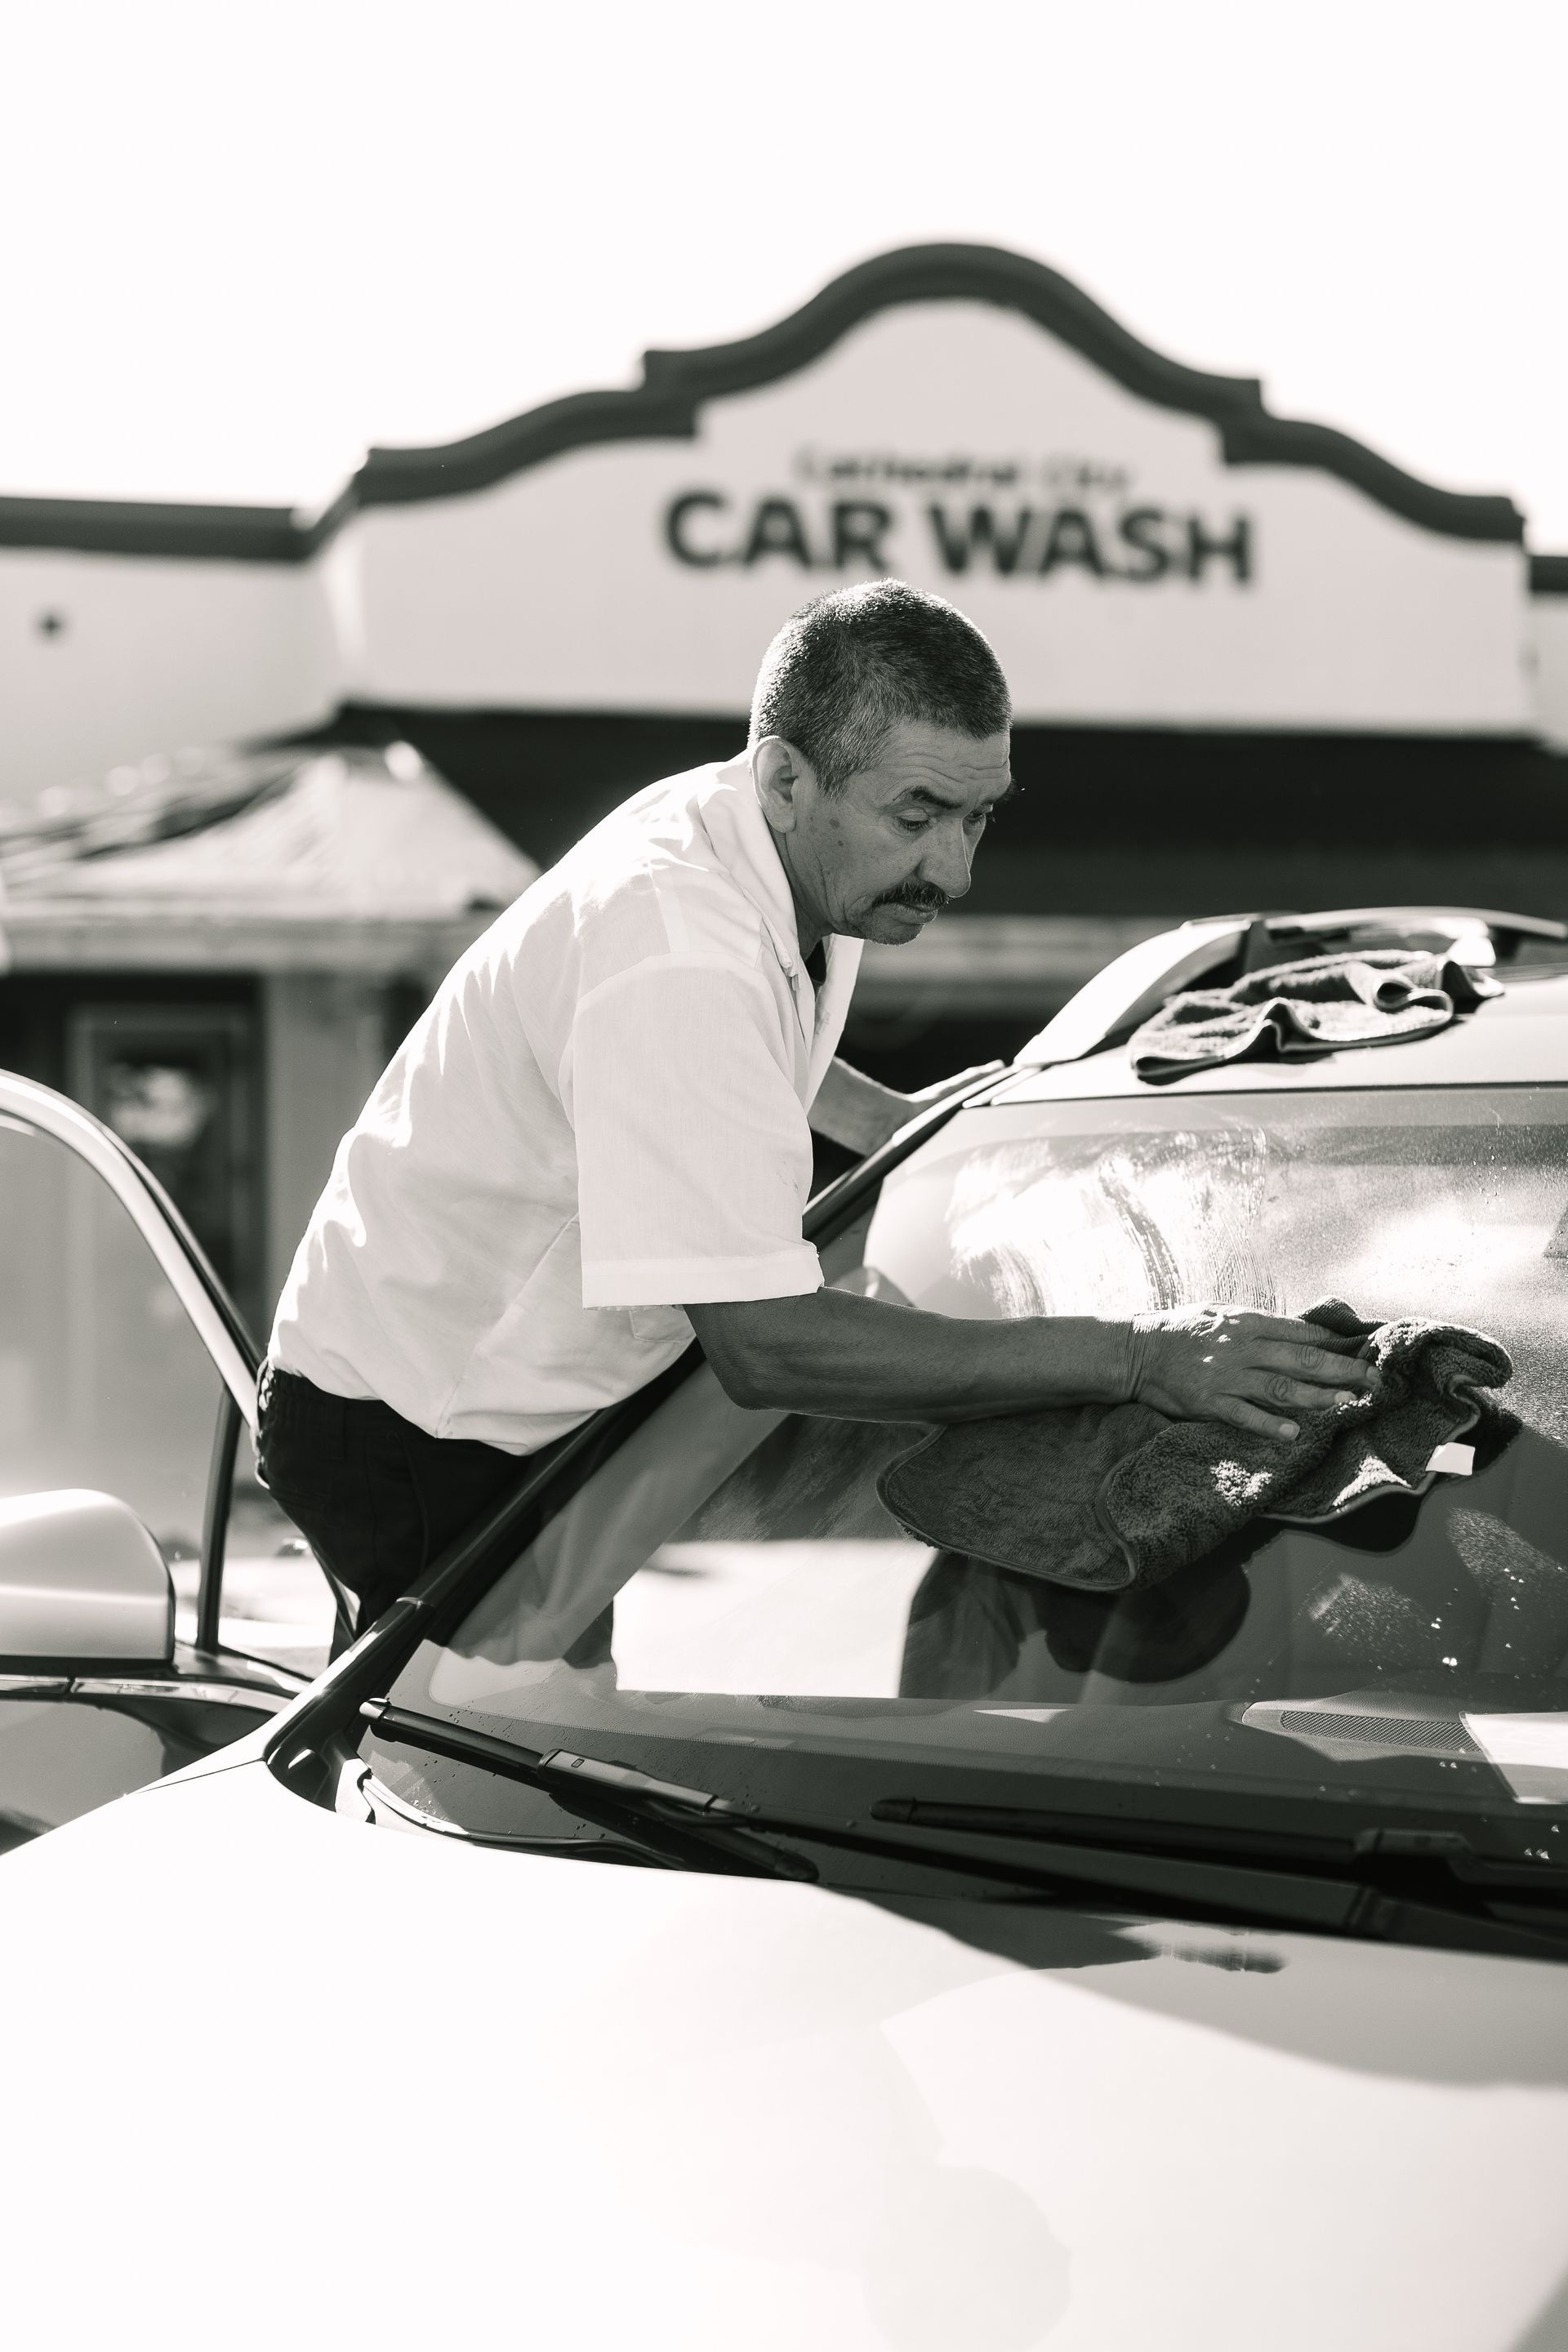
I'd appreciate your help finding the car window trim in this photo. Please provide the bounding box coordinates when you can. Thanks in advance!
[196,1388,242,1654]
[0,1071,258,1421]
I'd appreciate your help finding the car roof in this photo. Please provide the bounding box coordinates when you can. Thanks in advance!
[993,964,1568,1107]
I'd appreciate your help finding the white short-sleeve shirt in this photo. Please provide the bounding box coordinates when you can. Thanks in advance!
[268,755,862,1452]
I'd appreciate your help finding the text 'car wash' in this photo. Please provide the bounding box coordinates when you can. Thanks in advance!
[666,451,1254,582]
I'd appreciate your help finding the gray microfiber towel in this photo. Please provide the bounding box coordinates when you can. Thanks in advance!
[1129,949,1503,1081]
[876,1301,1515,1593]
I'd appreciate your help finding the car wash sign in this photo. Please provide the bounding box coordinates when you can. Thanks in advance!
[343,247,1529,733]
[665,452,1252,589]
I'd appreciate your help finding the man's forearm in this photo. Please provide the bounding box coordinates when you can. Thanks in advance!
[686,1288,1134,1423]
[686,1286,1379,1445]
[808,1058,912,1156]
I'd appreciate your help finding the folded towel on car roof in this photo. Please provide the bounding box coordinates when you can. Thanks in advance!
[1129,949,1503,1083]
[877,1301,1515,1594]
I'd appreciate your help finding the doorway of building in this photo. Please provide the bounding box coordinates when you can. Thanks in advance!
[66,1003,262,1337]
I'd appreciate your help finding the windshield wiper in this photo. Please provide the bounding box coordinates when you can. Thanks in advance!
[360,1765,666,1867]
[359,1702,1566,1953]
[868,1797,1568,1958]
[359,1699,818,1882]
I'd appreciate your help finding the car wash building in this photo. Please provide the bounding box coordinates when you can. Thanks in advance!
[2,243,1566,1307]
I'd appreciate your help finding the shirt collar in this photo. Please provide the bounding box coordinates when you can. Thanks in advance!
[690,752,863,1099]
[693,751,807,978]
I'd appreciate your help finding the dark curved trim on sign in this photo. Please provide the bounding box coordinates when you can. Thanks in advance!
[1531,554,1568,596]
[0,494,306,564]
[351,245,1524,546]
[0,245,1526,561]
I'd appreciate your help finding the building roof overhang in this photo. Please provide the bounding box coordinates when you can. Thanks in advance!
[0,742,537,978]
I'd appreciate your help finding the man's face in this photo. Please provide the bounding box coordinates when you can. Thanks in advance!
[755,719,1014,948]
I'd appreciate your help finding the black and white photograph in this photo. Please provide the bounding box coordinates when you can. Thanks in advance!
[2,4,1567,2345]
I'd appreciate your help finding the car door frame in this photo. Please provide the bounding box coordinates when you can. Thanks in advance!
[0,1067,351,1652]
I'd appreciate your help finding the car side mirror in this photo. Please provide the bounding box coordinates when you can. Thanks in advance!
[0,1490,175,1664]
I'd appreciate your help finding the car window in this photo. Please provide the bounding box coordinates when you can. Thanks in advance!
[0,1111,336,1676]
[386,1085,1568,1838]
[0,1112,221,1556]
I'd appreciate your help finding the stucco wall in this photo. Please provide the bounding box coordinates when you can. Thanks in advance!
[2,549,335,799]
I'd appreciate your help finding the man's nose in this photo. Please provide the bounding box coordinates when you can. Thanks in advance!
[920,828,973,902]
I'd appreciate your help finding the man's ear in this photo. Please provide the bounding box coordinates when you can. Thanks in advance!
[752,736,816,835]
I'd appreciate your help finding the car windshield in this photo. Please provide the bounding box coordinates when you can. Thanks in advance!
[385,1083,1568,1848]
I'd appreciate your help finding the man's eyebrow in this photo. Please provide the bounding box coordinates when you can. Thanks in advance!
[897,775,1017,811]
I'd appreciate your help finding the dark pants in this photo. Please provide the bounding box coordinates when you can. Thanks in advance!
[256,1363,532,1644]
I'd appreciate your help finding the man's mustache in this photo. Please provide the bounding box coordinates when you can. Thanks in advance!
[874,881,950,913]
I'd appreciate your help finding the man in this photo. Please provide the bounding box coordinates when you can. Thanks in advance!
[260,581,1372,1633]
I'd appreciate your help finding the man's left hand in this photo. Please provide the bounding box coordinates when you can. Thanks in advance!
[809,1058,1006,1158]
[904,1062,1008,1106]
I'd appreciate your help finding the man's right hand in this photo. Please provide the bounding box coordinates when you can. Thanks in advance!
[1129,1308,1377,1443]
[686,1289,1379,1438]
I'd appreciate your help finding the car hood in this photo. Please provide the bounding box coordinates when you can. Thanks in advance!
[3,1757,1567,2352]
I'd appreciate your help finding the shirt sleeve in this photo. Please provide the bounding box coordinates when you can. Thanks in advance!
[566,959,823,1308]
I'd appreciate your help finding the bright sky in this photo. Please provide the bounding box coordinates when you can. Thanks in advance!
[3,0,1566,545]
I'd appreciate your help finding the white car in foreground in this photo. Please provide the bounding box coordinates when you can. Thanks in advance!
[4,905,1568,2352]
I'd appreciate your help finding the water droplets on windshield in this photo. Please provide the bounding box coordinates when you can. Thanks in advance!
[942,1125,1280,1320]
[866,1087,1568,1446]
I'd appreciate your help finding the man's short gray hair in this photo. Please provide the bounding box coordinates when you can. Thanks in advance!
[748,580,1011,794]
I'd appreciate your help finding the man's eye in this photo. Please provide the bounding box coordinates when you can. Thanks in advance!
[898,814,931,834]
